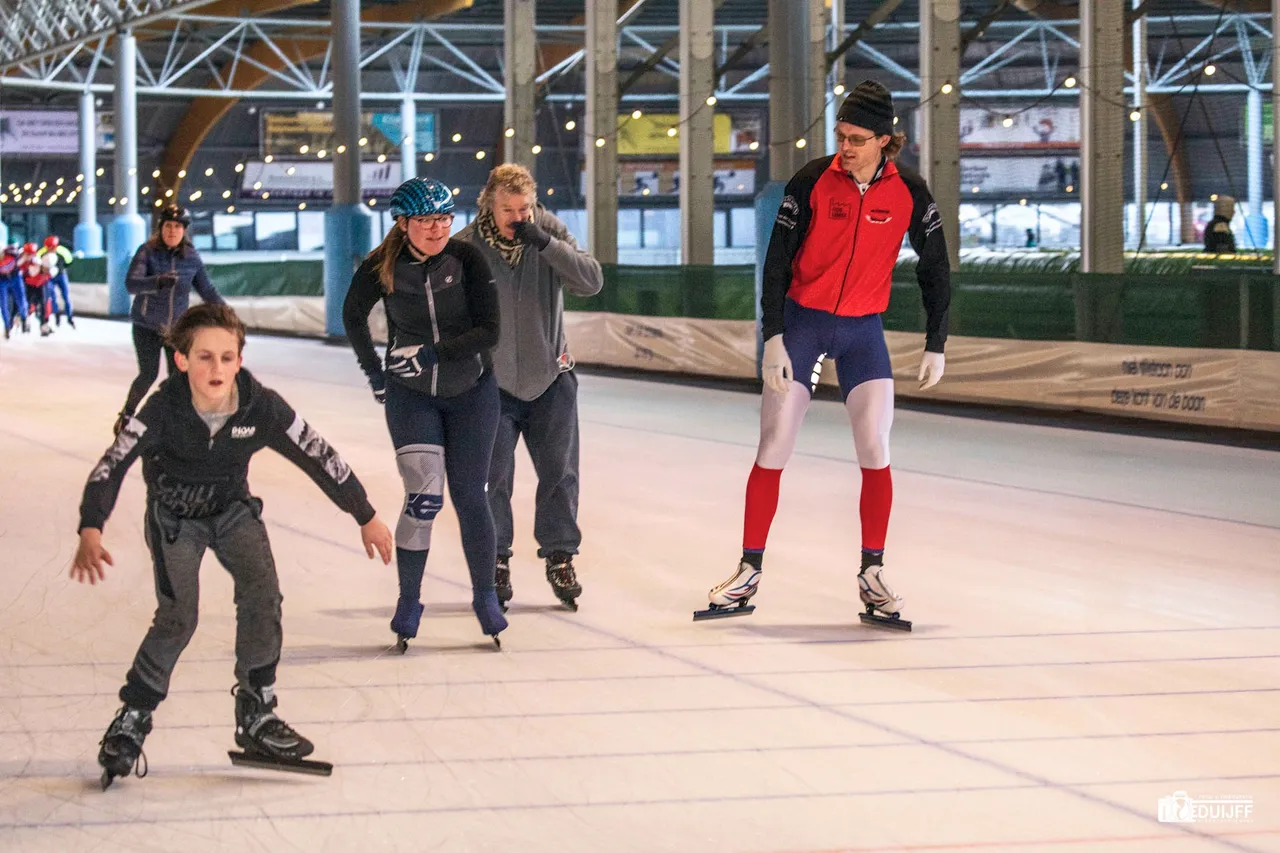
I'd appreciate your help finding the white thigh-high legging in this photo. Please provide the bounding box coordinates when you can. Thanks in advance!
[755,374,894,470]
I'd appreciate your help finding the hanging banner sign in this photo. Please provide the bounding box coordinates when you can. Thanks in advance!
[615,113,736,156]
[953,105,1080,149]
[262,110,437,159]
[240,160,402,199]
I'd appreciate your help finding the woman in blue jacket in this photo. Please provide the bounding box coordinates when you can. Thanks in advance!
[114,204,224,435]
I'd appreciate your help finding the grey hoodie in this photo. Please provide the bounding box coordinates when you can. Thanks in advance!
[457,206,603,401]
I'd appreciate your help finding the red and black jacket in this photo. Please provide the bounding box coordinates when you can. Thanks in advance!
[762,155,951,353]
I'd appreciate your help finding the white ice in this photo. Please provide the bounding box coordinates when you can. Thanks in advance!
[2,318,1279,852]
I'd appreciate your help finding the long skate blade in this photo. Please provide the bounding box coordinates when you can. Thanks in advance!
[858,612,912,632]
[228,750,333,777]
[100,769,114,791]
[692,604,755,622]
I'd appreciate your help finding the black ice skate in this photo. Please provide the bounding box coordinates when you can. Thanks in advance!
[495,556,513,612]
[545,552,581,612]
[228,685,331,777]
[98,704,152,790]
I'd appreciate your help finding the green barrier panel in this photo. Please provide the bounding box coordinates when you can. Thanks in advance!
[564,264,756,320]
[71,256,108,283]
[68,256,323,297]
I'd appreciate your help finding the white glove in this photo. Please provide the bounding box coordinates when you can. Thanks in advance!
[918,350,945,390]
[762,334,793,395]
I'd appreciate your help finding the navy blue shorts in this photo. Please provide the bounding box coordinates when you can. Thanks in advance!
[782,298,892,398]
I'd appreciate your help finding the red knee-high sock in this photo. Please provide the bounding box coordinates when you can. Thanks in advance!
[859,465,893,552]
[742,464,783,551]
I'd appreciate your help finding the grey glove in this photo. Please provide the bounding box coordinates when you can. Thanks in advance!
[511,219,551,251]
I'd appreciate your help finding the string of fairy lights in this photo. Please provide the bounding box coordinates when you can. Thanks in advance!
[0,48,1227,215]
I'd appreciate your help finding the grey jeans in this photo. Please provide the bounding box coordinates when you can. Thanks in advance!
[488,371,582,560]
[119,498,282,711]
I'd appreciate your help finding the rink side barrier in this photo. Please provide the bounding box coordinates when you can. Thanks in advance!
[67,264,1280,431]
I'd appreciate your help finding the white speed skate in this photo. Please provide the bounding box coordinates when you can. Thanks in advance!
[693,560,761,621]
[858,564,911,631]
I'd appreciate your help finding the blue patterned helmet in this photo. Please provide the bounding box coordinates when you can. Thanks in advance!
[389,177,454,218]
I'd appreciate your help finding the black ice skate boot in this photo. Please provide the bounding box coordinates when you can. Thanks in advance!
[233,684,314,760]
[112,411,129,437]
[98,704,152,790]
[545,552,582,612]
[228,684,333,776]
[495,556,513,611]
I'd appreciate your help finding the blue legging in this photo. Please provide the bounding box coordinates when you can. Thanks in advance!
[383,370,499,604]
[47,273,73,321]
[1,276,27,332]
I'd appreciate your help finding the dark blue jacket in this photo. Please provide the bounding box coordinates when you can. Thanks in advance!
[126,240,223,331]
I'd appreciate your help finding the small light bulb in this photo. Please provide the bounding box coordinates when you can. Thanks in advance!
[795,138,806,149]
[631,109,642,120]
[504,127,515,138]
[1064,76,1077,88]
[531,144,543,155]
[451,132,462,143]
[833,84,845,96]
[565,120,576,131]
[178,169,187,178]
[476,150,486,159]
[941,82,954,95]
[705,96,717,106]
[204,167,214,176]
[595,137,606,148]
[235,163,245,173]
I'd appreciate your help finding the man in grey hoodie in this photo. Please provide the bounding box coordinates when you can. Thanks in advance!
[457,164,603,610]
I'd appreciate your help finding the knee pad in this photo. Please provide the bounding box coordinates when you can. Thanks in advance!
[395,444,444,550]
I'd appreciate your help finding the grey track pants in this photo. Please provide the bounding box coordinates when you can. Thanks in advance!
[119,498,282,711]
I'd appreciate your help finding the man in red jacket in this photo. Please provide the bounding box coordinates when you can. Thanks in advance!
[697,80,951,629]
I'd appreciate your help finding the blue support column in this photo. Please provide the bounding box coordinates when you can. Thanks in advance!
[107,31,146,315]
[324,0,374,337]
[75,89,104,257]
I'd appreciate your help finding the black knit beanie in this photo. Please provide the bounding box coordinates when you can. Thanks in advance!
[836,80,895,137]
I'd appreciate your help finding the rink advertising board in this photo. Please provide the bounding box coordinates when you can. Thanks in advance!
[261,110,437,159]
[960,156,1081,193]
[603,160,757,196]
[614,113,761,156]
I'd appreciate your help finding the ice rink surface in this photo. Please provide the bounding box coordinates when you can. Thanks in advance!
[2,318,1279,852]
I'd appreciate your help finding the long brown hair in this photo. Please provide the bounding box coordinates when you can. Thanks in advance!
[367,221,408,293]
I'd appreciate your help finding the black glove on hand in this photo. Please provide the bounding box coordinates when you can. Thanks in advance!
[368,369,387,404]
[511,219,551,251]
[155,272,179,290]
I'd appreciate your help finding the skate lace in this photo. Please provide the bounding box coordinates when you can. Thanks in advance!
[102,707,150,779]
[546,560,577,588]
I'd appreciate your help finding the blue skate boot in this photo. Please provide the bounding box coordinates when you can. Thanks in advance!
[472,589,508,649]
[390,598,425,654]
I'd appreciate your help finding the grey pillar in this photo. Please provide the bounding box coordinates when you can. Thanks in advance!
[768,0,812,180]
[401,95,417,181]
[679,0,715,265]
[585,1,618,263]
[504,0,536,169]
[1080,0,1125,273]
[1275,0,1280,265]
[825,0,845,156]
[919,0,961,270]
[75,90,103,256]
[107,30,146,316]
[808,0,827,155]
[324,0,374,337]
[1132,1,1147,247]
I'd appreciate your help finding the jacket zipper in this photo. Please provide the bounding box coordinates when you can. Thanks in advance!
[834,176,868,318]
[423,270,441,396]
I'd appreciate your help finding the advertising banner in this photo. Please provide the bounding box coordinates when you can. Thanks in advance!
[262,110,437,159]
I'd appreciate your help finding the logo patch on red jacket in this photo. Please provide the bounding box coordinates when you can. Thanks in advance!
[829,199,852,220]
[866,208,893,224]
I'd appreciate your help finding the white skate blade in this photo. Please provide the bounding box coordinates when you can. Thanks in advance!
[228,750,333,777]
[692,603,756,621]
[858,611,912,632]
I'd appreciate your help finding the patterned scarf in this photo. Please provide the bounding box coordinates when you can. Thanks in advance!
[476,208,525,268]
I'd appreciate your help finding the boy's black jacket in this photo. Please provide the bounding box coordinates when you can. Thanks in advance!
[80,368,375,531]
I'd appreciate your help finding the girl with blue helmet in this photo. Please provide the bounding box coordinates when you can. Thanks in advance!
[342,177,508,649]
